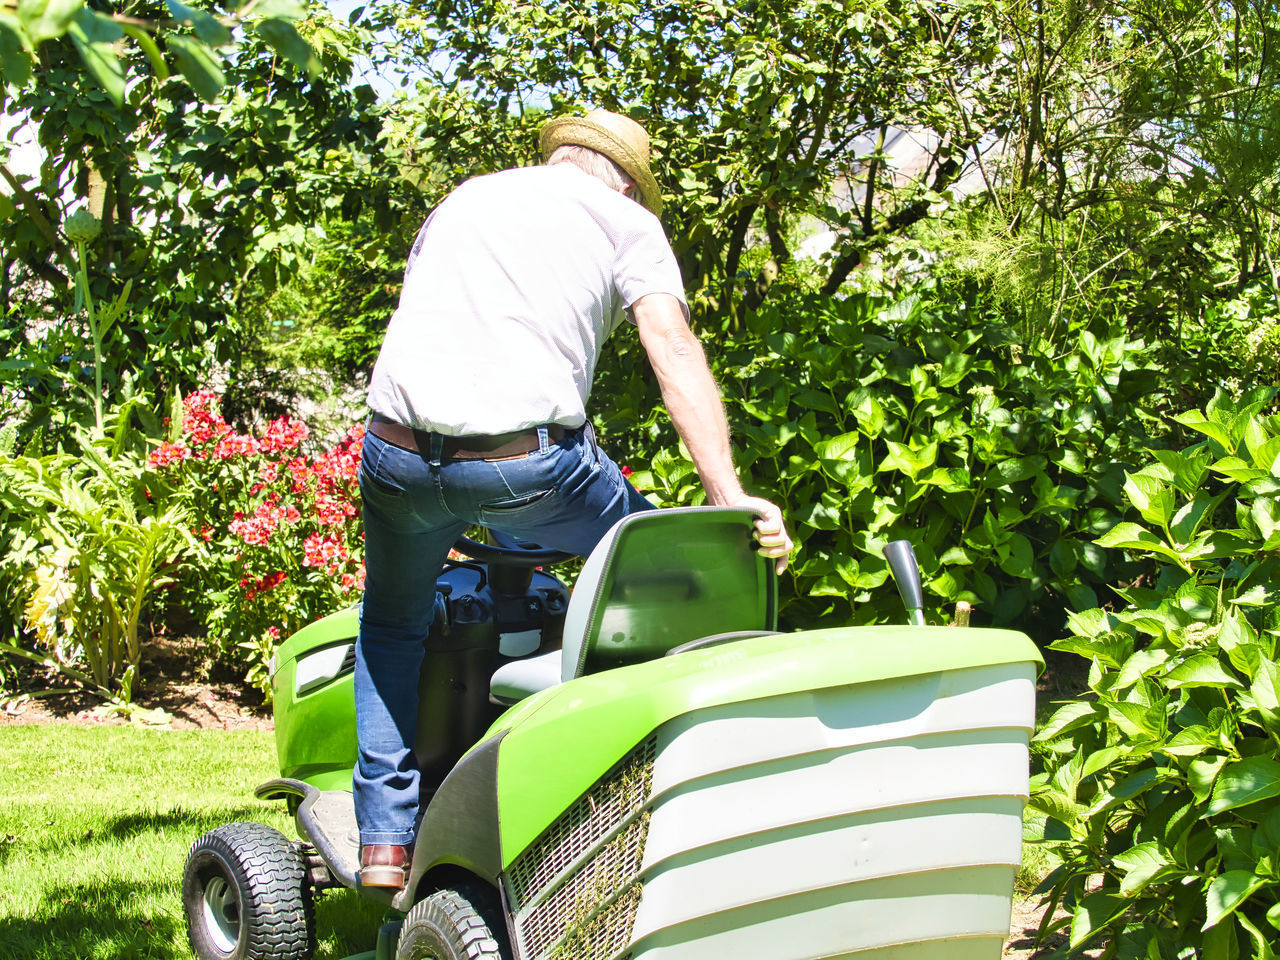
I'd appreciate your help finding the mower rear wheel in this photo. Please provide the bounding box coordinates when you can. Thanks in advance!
[396,883,509,960]
[182,821,315,960]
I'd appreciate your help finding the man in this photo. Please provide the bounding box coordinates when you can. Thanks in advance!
[354,108,793,888]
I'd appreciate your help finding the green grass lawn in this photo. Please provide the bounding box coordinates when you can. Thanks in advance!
[0,724,383,959]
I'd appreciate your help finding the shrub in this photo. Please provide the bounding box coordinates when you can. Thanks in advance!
[1030,387,1280,957]
[0,424,193,702]
[146,392,365,691]
[600,290,1164,636]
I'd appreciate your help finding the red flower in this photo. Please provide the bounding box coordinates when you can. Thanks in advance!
[259,417,309,453]
[148,440,191,469]
[314,493,356,526]
[213,433,259,460]
[341,563,367,593]
[242,570,288,602]
[303,532,349,575]
[182,391,233,445]
[287,457,310,495]
[229,500,295,546]
[620,464,634,477]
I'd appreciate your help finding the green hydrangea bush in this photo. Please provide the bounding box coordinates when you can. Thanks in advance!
[605,291,1163,632]
[1030,387,1280,959]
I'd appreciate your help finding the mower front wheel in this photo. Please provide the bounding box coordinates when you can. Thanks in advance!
[182,821,315,960]
[396,883,509,960]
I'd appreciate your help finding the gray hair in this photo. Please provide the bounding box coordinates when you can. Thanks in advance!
[547,144,635,195]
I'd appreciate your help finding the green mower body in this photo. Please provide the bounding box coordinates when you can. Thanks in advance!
[184,507,1042,960]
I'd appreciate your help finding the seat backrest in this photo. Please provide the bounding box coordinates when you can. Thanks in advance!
[560,507,777,682]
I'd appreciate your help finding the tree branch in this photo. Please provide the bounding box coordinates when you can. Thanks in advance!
[723,202,758,304]
[0,162,71,287]
[743,207,791,311]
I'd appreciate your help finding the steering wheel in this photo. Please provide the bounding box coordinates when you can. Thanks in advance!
[451,529,575,567]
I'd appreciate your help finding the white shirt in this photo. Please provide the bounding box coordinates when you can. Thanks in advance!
[366,164,688,435]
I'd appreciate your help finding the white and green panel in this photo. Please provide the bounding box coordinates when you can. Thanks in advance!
[494,626,1041,960]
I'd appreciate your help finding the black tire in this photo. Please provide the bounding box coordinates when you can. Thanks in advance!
[182,821,315,960]
[396,884,509,960]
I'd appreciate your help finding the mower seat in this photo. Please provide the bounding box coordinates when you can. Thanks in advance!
[490,506,776,705]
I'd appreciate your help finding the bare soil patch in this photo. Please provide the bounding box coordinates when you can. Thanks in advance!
[0,635,272,730]
[1006,896,1070,960]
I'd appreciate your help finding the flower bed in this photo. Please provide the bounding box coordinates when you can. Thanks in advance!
[147,391,365,691]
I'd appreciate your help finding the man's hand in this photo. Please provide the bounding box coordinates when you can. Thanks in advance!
[728,494,793,574]
[632,293,795,574]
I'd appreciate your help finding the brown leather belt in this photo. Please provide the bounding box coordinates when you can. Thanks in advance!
[368,414,566,460]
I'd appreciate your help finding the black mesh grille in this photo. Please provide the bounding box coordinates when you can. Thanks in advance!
[522,813,649,959]
[506,736,657,960]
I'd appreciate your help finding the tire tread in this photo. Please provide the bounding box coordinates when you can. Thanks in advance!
[183,821,315,960]
[397,883,507,960]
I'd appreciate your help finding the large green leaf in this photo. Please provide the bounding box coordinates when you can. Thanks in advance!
[1209,757,1280,815]
[849,392,886,437]
[1124,472,1175,528]
[815,432,860,462]
[1203,870,1267,931]
[1106,699,1165,739]
[1250,660,1280,734]
[1065,607,1116,638]
[166,0,231,46]
[996,531,1035,578]
[937,351,972,388]
[878,440,938,480]
[240,0,306,17]
[1251,497,1280,547]
[17,0,82,44]
[167,33,226,102]
[1151,448,1210,496]
[1161,725,1219,758]
[1115,647,1172,690]
[1174,410,1236,455]
[1169,493,1226,547]
[1034,700,1106,743]
[1244,433,1280,476]
[1088,767,1167,815]
[66,9,123,106]
[1027,787,1087,826]
[1213,456,1270,485]
[1165,654,1243,690]
[994,455,1047,485]
[1049,629,1132,669]
[1114,841,1179,897]
[1095,521,1189,568]
[1070,890,1126,948]
[256,17,319,75]
[0,17,33,85]
[1237,914,1277,960]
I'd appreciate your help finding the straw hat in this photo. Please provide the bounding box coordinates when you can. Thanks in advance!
[540,109,663,217]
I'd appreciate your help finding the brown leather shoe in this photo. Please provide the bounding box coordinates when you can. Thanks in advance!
[360,843,412,889]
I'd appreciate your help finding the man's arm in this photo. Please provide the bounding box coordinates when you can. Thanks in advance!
[632,293,794,573]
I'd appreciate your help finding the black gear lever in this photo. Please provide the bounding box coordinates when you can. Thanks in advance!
[883,540,927,627]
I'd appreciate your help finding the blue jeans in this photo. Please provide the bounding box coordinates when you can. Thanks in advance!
[354,423,653,846]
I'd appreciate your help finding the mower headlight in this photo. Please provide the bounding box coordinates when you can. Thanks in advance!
[293,643,356,697]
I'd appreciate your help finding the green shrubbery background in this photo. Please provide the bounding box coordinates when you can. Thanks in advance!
[2,0,1280,951]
